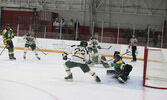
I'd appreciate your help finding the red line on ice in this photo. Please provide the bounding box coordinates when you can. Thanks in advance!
[0,79,59,100]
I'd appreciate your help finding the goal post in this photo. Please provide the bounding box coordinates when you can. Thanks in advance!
[143,47,167,89]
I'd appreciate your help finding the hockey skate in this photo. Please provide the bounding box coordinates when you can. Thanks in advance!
[9,56,13,60]
[118,77,125,83]
[95,76,101,83]
[65,73,73,80]
[131,60,136,62]
[23,56,26,59]
[9,56,16,60]
[117,74,127,83]
[12,56,16,60]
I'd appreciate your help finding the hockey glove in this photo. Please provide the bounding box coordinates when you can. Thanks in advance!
[4,40,12,48]
[97,46,101,49]
[5,44,10,48]
[62,53,68,60]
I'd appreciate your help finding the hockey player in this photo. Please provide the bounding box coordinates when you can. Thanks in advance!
[88,36,101,55]
[62,40,101,83]
[2,24,16,60]
[106,54,133,83]
[23,30,40,60]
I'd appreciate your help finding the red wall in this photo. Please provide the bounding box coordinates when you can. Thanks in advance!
[2,10,33,30]
[1,10,57,34]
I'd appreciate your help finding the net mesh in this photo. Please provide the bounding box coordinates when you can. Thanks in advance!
[145,48,167,88]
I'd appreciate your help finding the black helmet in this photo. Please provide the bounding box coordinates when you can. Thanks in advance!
[80,40,88,47]
[113,54,122,63]
[91,36,97,40]
[6,24,11,30]
[6,24,11,28]
[114,51,120,59]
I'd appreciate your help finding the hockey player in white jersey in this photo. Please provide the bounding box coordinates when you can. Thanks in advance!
[88,36,101,55]
[23,30,40,60]
[62,40,101,83]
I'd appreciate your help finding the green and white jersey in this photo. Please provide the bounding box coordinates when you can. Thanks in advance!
[64,45,90,64]
[88,37,100,49]
[23,33,36,45]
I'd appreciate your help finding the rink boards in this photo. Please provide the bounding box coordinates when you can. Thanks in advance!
[0,35,145,60]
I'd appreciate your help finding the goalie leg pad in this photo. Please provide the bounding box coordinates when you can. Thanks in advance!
[117,73,127,83]
[123,64,133,76]
[116,64,132,83]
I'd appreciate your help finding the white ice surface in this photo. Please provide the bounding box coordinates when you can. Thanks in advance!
[0,49,167,100]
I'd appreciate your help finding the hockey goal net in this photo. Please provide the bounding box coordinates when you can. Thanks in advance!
[143,47,167,89]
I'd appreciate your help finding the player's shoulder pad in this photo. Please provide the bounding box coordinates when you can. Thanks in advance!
[2,29,7,35]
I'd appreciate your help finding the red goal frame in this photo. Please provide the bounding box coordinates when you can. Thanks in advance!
[143,47,167,89]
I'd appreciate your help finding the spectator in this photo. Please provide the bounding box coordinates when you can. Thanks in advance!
[156,35,161,48]
[53,18,60,38]
[60,18,66,39]
[68,19,74,40]
[74,20,80,40]
[125,28,132,44]
[137,29,144,37]
[152,29,157,46]
[129,34,138,62]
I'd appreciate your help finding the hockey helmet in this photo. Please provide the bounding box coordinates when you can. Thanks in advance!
[114,54,122,63]
[80,40,88,47]
[6,24,11,27]
[91,36,97,40]
[114,51,120,59]
[31,29,36,37]
[6,24,11,30]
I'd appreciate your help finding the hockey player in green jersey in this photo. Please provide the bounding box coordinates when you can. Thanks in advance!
[23,30,40,60]
[62,40,101,83]
[88,36,101,55]
[105,54,133,83]
[2,24,16,60]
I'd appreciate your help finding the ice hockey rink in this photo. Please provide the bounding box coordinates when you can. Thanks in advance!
[0,48,167,100]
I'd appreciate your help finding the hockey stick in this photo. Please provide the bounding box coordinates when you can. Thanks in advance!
[36,47,48,55]
[0,47,6,56]
[122,51,131,56]
[101,51,131,63]
[101,46,112,50]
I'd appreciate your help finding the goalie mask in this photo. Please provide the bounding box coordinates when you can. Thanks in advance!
[114,51,120,59]
[114,54,122,63]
